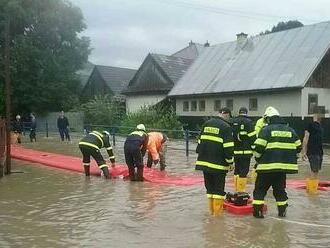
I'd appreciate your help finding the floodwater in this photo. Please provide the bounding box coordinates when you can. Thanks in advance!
[1,135,330,247]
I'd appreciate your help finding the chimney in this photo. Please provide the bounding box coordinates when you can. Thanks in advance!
[236,32,248,48]
[204,40,210,47]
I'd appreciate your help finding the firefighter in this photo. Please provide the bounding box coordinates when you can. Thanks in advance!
[232,107,256,192]
[146,132,168,171]
[124,124,148,181]
[196,107,234,216]
[78,130,115,179]
[252,106,301,218]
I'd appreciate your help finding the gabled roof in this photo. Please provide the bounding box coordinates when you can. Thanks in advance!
[94,65,136,95]
[77,61,94,88]
[123,54,193,94]
[151,54,194,83]
[169,21,330,97]
[171,42,205,60]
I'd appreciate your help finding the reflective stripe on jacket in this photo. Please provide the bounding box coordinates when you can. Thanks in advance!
[253,119,301,174]
[196,117,234,173]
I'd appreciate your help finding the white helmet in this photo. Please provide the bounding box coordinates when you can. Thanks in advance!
[264,106,280,117]
[102,131,110,136]
[136,124,146,131]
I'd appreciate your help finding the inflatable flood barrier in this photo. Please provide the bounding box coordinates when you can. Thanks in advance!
[11,146,204,186]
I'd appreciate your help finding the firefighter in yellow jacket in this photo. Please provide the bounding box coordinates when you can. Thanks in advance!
[196,107,234,216]
[79,130,115,179]
[252,107,301,218]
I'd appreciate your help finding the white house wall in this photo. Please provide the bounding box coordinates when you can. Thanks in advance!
[176,91,301,117]
[301,87,330,117]
[126,95,167,113]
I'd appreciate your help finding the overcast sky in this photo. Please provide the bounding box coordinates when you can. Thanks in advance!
[70,0,330,69]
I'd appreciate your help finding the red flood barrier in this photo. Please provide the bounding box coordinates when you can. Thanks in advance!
[11,146,204,186]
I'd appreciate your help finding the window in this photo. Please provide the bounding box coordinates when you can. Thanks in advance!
[183,101,189,112]
[249,98,258,111]
[191,101,197,111]
[226,99,233,111]
[308,94,318,114]
[199,100,205,111]
[214,100,221,111]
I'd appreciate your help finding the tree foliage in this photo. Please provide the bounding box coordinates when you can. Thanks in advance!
[0,0,90,116]
[78,95,126,126]
[260,20,304,35]
[120,104,183,138]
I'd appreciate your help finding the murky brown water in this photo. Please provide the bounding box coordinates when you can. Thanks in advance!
[1,134,330,247]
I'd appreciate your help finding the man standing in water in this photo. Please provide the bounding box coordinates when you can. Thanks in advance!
[252,107,301,218]
[302,109,324,194]
[124,124,148,181]
[196,107,234,216]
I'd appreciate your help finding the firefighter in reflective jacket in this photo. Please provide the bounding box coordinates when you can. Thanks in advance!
[252,107,301,218]
[124,124,149,181]
[196,107,234,216]
[79,130,115,179]
[232,107,256,192]
[146,132,168,171]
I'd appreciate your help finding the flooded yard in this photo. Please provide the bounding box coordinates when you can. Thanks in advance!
[0,134,329,247]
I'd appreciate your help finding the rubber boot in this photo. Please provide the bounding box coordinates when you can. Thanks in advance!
[208,198,214,215]
[309,179,319,194]
[101,167,110,179]
[278,204,288,217]
[237,177,247,192]
[253,204,264,218]
[128,167,136,181]
[233,175,238,191]
[136,166,144,181]
[213,199,224,216]
[84,164,90,177]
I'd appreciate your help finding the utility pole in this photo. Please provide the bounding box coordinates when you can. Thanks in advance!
[5,16,11,175]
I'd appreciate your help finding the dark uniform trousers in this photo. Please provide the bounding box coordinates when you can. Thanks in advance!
[79,145,106,166]
[234,156,251,178]
[124,142,143,169]
[203,172,226,198]
[253,172,288,204]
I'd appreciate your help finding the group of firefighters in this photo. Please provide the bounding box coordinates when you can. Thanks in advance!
[78,105,323,219]
[78,124,167,181]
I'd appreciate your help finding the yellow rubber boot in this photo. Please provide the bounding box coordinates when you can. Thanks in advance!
[233,175,238,191]
[305,178,311,193]
[213,199,224,216]
[309,179,319,194]
[237,177,248,192]
[208,198,214,215]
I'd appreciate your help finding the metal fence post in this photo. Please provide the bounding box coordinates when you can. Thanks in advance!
[46,121,48,138]
[112,130,116,147]
[185,129,189,157]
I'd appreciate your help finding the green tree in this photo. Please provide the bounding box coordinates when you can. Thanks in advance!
[79,95,126,126]
[0,0,90,116]
[260,20,304,35]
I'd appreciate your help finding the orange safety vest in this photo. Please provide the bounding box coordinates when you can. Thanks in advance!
[147,132,164,161]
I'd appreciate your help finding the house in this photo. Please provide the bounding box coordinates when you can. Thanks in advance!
[123,42,205,113]
[76,61,94,91]
[81,65,137,101]
[169,21,330,119]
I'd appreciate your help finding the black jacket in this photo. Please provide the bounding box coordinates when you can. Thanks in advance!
[79,130,115,163]
[57,116,69,129]
[196,117,234,174]
[253,116,301,174]
[232,115,256,156]
[12,120,23,133]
